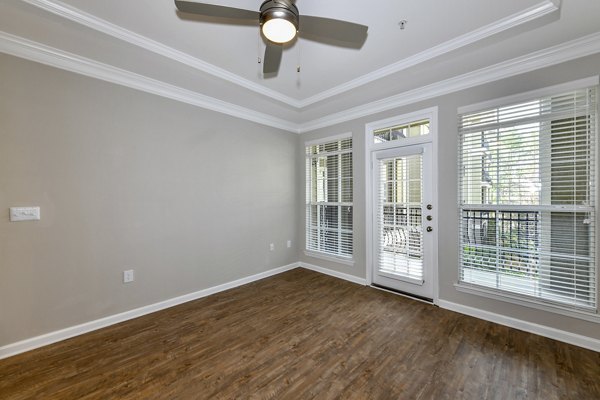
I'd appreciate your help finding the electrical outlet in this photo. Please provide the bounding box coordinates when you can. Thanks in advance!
[269,243,275,251]
[287,240,292,248]
[123,269,134,283]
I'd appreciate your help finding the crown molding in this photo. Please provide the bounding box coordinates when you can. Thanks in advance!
[0,31,300,133]
[20,0,558,109]
[20,0,303,108]
[296,0,559,108]
[2,30,599,135]
[297,31,600,133]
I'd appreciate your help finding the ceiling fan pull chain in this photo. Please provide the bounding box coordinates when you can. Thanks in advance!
[297,37,301,73]
[257,32,262,64]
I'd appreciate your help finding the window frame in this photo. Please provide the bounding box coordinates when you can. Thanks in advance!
[304,133,354,265]
[455,77,600,322]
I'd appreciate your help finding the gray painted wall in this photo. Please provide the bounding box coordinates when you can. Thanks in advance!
[299,53,600,340]
[0,54,300,346]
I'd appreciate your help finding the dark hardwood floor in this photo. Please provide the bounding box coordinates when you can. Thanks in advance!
[1,268,599,399]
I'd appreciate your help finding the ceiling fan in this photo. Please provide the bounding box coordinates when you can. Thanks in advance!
[174,0,368,74]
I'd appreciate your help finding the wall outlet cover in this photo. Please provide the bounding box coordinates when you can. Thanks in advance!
[123,269,134,283]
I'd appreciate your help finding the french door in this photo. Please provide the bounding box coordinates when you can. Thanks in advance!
[372,143,435,300]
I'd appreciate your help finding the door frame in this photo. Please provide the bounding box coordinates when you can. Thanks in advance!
[364,107,439,304]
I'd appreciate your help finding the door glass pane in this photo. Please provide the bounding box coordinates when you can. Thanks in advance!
[377,153,424,281]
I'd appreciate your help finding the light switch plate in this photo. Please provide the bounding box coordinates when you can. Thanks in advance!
[9,207,40,222]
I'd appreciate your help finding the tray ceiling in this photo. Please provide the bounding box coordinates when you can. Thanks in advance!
[1,0,600,132]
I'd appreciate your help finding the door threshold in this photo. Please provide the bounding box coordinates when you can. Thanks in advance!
[370,284,434,304]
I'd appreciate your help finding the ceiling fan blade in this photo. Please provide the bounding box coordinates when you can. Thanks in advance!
[174,1,259,20]
[263,43,283,75]
[300,16,368,47]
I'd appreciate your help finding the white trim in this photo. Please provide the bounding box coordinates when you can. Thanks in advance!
[458,76,600,114]
[365,107,439,150]
[365,126,374,288]
[296,0,559,107]
[364,107,439,133]
[1,260,598,360]
[20,0,558,109]
[0,262,299,360]
[438,299,600,352]
[20,0,301,108]
[2,29,600,135]
[0,32,299,133]
[304,132,352,146]
[454,283,600,324]
[303,250,355,267]
[430,112,440,306]
[364,107,439,304]
[298,32,600,133]
[299,262,366,286]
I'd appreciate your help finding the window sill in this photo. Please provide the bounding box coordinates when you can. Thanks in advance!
[304,250,355,266]
[454,282,600,324]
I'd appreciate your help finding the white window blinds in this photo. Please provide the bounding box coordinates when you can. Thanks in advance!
[306,137,353,259]
[458,86,597,312]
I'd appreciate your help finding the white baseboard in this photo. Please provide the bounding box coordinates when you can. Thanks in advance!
[299,262,367,286]
[438,300,600,353]
[3,263,597,360]
[0,262,299,360]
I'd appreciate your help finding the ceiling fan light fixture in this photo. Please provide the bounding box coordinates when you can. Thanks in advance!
[260,0,299,44]
[262,18,297,43]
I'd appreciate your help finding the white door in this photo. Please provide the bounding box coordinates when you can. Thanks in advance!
[372,143,435,300]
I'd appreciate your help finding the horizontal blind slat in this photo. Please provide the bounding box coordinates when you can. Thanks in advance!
[458,86,597,311]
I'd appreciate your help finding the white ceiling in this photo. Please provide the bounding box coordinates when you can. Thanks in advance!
[51,0,545,98]
[1,0,600,131]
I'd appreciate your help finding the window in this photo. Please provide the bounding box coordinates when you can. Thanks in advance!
[458,85,597,312]
[373,119,430,144]
[306,136,353,260]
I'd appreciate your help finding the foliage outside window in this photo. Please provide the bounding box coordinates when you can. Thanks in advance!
[458,86,597,311]
[306,137,353,259]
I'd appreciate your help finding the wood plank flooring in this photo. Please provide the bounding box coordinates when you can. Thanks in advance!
[1,268,599,399]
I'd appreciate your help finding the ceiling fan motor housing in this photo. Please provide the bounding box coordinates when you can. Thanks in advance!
[259,0,299,33]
